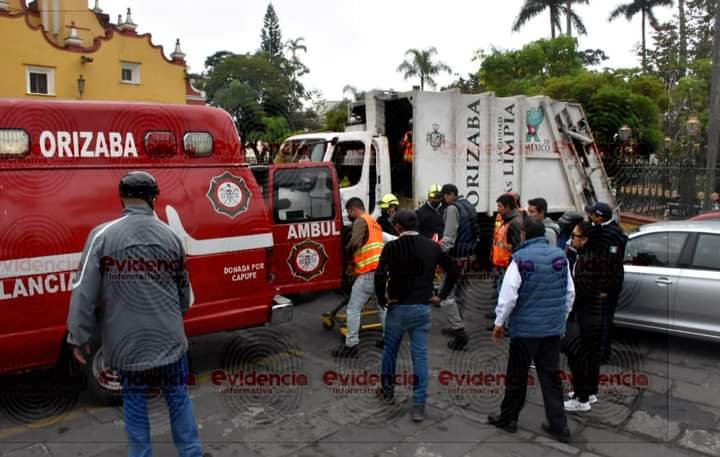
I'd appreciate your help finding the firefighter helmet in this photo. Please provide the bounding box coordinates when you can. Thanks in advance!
[379,193,399,209]
[119,171,159,202]
[428,184,442,199]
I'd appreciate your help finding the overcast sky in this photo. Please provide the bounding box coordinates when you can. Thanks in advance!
[102,0,675,100]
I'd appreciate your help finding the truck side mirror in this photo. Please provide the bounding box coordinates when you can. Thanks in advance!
[331,137,338,146]
[276,198,292,210]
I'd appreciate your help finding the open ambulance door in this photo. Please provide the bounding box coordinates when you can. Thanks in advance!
[267,163,344,296]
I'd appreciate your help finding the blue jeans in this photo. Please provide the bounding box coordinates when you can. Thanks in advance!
[121,355,202,457]
[346,272,386,347]
[381,304,431,406]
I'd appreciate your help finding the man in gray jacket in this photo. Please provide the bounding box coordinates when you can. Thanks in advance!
[67,171,202,457]
[527,198,560,247]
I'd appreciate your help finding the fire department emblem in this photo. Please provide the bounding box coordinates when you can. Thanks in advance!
[287,239,329,281]
[207,172,252,218]
[426,123,446,151]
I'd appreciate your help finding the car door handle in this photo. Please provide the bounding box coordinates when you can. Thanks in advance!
[655,277,673,286]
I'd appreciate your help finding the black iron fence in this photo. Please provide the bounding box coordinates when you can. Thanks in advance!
[605,159,720,220]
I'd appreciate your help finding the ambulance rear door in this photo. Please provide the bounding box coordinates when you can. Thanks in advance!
[268,163,343,295]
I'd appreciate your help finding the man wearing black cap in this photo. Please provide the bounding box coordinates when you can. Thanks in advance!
[375,209,459,422]
[576,202,627,404]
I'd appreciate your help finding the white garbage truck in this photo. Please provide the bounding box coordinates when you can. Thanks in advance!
[280,89,615,222]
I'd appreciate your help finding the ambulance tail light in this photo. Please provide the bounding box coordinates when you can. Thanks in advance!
[0,130,30,157]
[183,132,213,157]
[144,131,176,157]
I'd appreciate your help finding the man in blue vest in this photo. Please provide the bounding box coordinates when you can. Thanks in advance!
[487,218,575,443]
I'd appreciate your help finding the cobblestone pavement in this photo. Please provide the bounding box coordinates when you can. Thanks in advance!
[1,279,720,457]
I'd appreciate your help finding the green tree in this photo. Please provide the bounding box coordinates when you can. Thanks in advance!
[214,80,265,141]
[477,36,584,95]
[260,3,283,61]
[324,103,349,132]
[686,0,718,60]
[608,0,674,71]
[396,47,452,91]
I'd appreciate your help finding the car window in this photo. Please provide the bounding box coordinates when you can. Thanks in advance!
[624,232,688,267]
[690,234,720,271]
[273,167,334,223]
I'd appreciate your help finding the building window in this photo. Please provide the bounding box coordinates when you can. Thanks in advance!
[26,66,55,96]
[121,62,141,84]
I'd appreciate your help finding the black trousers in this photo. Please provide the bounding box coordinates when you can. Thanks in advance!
[499,335,567,431]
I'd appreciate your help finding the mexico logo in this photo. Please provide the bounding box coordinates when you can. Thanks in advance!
[426,123,446,151]
[526,106,545,143]
[287,239,329,281]
[207,172,252,218]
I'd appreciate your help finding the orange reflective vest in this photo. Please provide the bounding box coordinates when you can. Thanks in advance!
[402,131,414,163]
[492,219,513,268]
[353,214,384,275]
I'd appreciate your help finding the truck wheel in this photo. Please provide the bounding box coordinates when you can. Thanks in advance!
[84,345,123,406]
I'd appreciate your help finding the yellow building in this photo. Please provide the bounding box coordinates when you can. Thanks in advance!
[0,0,204,104]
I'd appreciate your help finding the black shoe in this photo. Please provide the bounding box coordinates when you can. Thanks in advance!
[541,422,571,443]
[487,414,518,433]
[441,327,465,336]
[447,333,469,351]
[331,345,358,358]
[484,312,497,319]
[411,405,425,422]
[375,338,384,349]
[375,387,395,405]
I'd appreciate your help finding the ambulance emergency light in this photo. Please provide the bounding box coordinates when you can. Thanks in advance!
[144,131,176,157]
[183,132,213,157]
[0,130,30,157]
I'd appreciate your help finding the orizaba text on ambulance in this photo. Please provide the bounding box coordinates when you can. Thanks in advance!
[39,130,139,158]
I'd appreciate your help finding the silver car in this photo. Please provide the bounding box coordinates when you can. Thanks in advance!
[616,220,720,342]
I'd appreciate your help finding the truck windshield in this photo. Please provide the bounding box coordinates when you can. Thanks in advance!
[275,139,328,163]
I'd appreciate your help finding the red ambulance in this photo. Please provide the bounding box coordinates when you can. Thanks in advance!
[0,99,343,397]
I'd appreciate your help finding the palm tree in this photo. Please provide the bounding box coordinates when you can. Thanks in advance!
[561,0,590,36]
[396,47,452,91]
[285,37,308,76]
[513,0,563,38]
[608,0,674,71]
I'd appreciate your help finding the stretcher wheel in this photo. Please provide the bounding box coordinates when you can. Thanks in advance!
[321,314,334,330]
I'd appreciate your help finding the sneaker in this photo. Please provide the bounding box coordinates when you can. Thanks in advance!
[564,398,591,412]
[331,345,358,358]
[567,391,598,404]
[411,405,425,422]
[541,422,571,443]
[441,327,465,336]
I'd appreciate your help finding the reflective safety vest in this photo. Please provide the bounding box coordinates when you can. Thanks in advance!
[492,219,513,268]
[353,213,384,275]
[402,131,414,163]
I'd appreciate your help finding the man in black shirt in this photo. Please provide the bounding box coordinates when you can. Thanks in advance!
[416,184,444,240]
[375,209,459,422]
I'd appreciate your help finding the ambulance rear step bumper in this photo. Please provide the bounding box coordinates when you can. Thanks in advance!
[270,295,293,325]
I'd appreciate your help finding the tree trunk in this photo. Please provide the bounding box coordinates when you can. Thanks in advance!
[567,0,572,37]
[641,8,647,71]
[420,74,424,91]
[704,2,720,210]
[550,10,556,38]
[679,0,688,77]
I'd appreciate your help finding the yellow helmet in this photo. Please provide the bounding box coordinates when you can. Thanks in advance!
[428,184,442,199]
[379,193,399,209]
